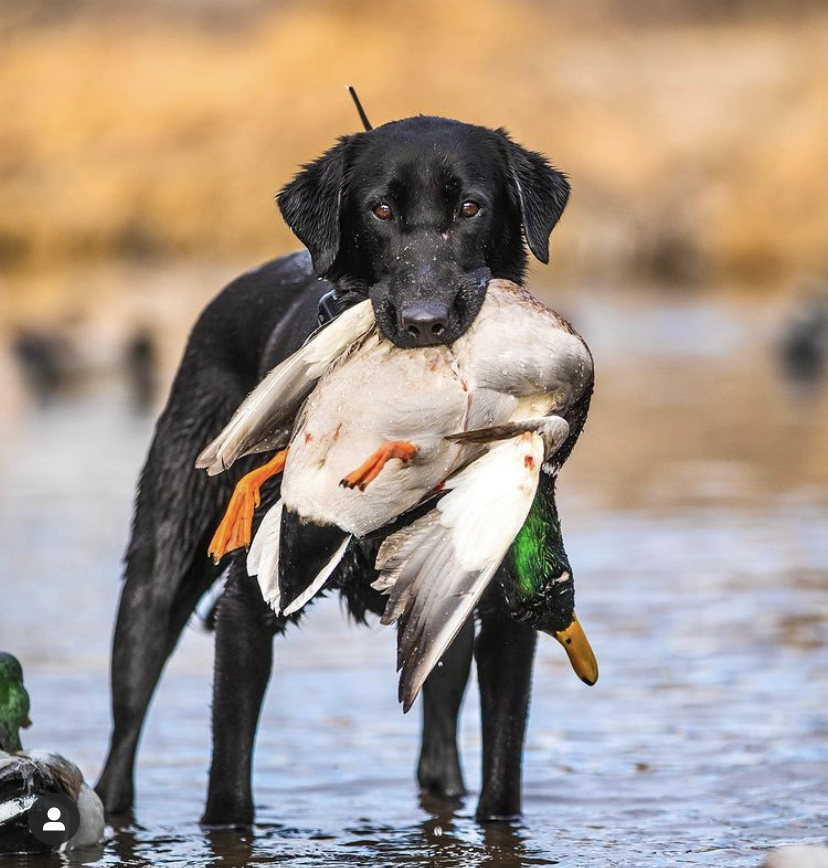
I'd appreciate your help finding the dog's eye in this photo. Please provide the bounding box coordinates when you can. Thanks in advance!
[460,201,480,218]
[372,203,393,221]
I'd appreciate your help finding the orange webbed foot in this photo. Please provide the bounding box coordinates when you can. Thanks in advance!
[339,441,418,491]
[208,448,288,562]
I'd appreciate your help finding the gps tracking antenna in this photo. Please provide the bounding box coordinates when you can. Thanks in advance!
[347,86,373,132]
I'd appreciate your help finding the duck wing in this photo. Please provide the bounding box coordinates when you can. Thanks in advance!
[374,426,559,712]
[196,300,375,475]
[25,751,84,800]
[0,750,88,841]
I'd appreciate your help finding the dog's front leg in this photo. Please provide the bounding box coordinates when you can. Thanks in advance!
[474,591,537,823]
[202,560,280,828]
[417,614,474,800]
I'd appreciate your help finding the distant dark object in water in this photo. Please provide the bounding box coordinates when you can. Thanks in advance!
[10,328,74,403]
[778,289,828,388]
[639,229,703,286]
[124,327,158,411]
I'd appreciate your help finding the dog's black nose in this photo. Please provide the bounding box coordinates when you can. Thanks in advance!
[400,301,449,345]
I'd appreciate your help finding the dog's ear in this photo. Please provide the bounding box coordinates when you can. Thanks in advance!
[499,131,570,264]
[277,136,354,277]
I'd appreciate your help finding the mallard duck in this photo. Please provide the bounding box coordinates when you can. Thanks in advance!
[0,653,104,854]
[197,279,597,708]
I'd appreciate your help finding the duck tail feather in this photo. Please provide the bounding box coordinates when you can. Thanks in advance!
[277,508,351,616]
[281,535,350,616]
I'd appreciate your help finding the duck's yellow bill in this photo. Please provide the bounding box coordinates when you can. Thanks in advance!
[554,613,598,686]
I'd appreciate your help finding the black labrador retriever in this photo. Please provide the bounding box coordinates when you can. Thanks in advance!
[96,115,572,825]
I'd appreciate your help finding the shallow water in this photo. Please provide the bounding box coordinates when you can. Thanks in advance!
[1,282,826,867]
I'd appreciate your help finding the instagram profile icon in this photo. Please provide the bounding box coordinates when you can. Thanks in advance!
[27,793,80,848]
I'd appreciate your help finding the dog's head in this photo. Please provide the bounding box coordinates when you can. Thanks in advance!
[278,116,569,348]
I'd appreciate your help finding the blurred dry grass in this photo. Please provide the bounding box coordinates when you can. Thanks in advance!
[0,0,825,289]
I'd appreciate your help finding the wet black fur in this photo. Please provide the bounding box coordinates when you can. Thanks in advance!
[96,116,573,826]
[279,115,569,348]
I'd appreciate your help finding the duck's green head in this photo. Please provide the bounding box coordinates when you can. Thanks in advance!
[505,477,599,686]
[0,652,31,753]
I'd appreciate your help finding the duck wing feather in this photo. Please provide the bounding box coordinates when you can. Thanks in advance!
[374,431,547,712]
[196,300,374,475]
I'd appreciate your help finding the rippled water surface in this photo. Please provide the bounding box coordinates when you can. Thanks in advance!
[1,283,826,867]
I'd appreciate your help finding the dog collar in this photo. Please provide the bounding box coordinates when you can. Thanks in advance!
[317,288,360,325]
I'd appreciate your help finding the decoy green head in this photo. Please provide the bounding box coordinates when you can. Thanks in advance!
[0,652,31,753]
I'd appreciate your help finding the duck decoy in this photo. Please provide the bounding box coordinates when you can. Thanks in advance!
[197,280,597,708]
[0,653,104,854]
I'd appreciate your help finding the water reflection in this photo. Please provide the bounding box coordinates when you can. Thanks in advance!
[202,812,604,867]
[203,828,257,867]
[0,283,826,867]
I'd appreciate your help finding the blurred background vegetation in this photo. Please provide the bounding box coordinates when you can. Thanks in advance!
[0,0,825,501]
[1,0,825,290]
